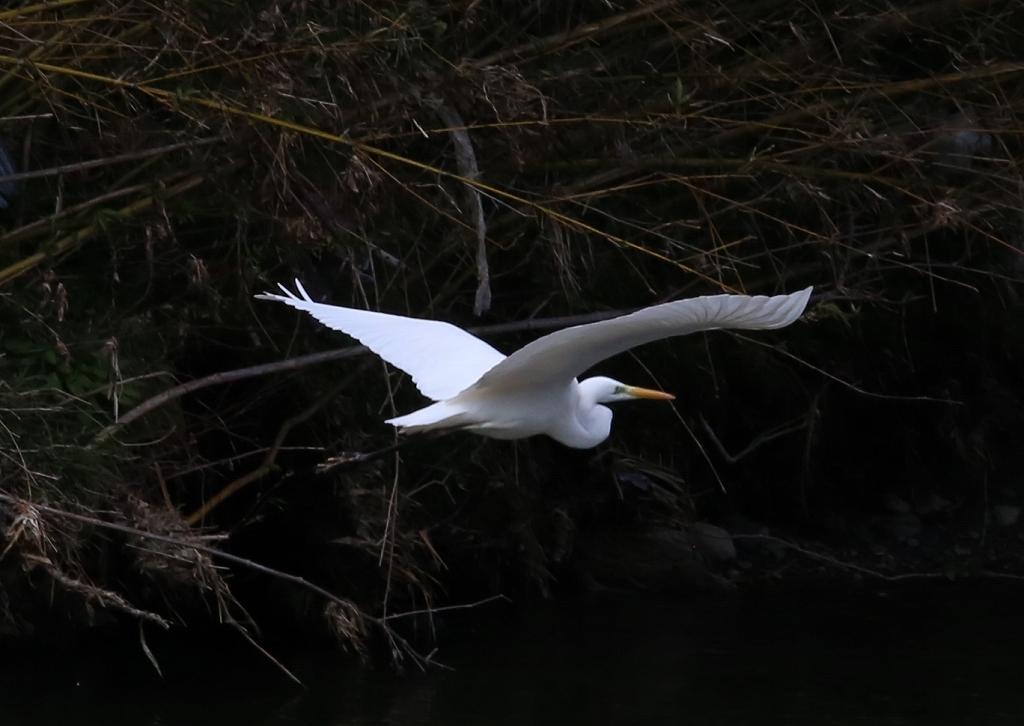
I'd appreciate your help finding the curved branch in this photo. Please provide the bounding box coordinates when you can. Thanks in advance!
[185,378,351,524]
[92,308,630,444]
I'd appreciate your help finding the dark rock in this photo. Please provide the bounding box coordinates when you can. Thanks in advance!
[882,493,911,514]
[613,469,653,492]
[688,523,736,562]
[572,527,730,593]
[914,493,952,516]
[992,505,1020,527]
[877,513,922,541]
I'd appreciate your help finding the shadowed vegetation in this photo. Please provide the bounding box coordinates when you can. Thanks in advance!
[1,0,1023,658]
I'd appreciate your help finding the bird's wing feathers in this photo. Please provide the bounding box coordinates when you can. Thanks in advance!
[256,281,506,401]
[474,287,812,392]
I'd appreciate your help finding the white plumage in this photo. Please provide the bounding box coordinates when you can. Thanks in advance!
[257,282,812,448]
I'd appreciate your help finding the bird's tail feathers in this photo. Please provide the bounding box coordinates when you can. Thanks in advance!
[385,400,475,435]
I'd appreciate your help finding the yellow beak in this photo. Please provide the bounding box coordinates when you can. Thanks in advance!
[624,386,675,401]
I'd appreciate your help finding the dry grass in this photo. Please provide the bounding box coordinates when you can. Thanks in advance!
[0,0,1023,655]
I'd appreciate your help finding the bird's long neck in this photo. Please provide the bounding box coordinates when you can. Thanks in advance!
[556,379,612,449]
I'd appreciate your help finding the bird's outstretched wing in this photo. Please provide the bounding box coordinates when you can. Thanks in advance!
[474,287,813,393]
[257,280,506,401]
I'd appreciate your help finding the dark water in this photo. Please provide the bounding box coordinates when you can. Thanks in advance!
[3,588,1024,725]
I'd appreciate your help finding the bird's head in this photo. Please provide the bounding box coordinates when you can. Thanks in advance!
[580,376,676,404]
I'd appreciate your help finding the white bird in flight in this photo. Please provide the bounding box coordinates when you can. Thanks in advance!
[258,282,812,449]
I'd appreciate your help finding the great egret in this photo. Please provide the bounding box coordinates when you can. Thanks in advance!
[257,282,812,449]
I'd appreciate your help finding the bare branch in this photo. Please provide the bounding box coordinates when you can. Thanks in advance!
[434,102,490,315]
[92,308,632,444]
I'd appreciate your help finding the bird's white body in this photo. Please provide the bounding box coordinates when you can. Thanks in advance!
[391,378,615,448]
[257,282,812,448]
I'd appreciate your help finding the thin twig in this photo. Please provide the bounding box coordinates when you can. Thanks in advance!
[0,175,196,251]
[315,437,414,473]
[699,413,809,464]
[378,594,507,622]
[0,137,223,186]
[733,534,946,582]
[731,332,960,404]
[471,0,677,66]
[185,378,351,524]
[0,173,208,285]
